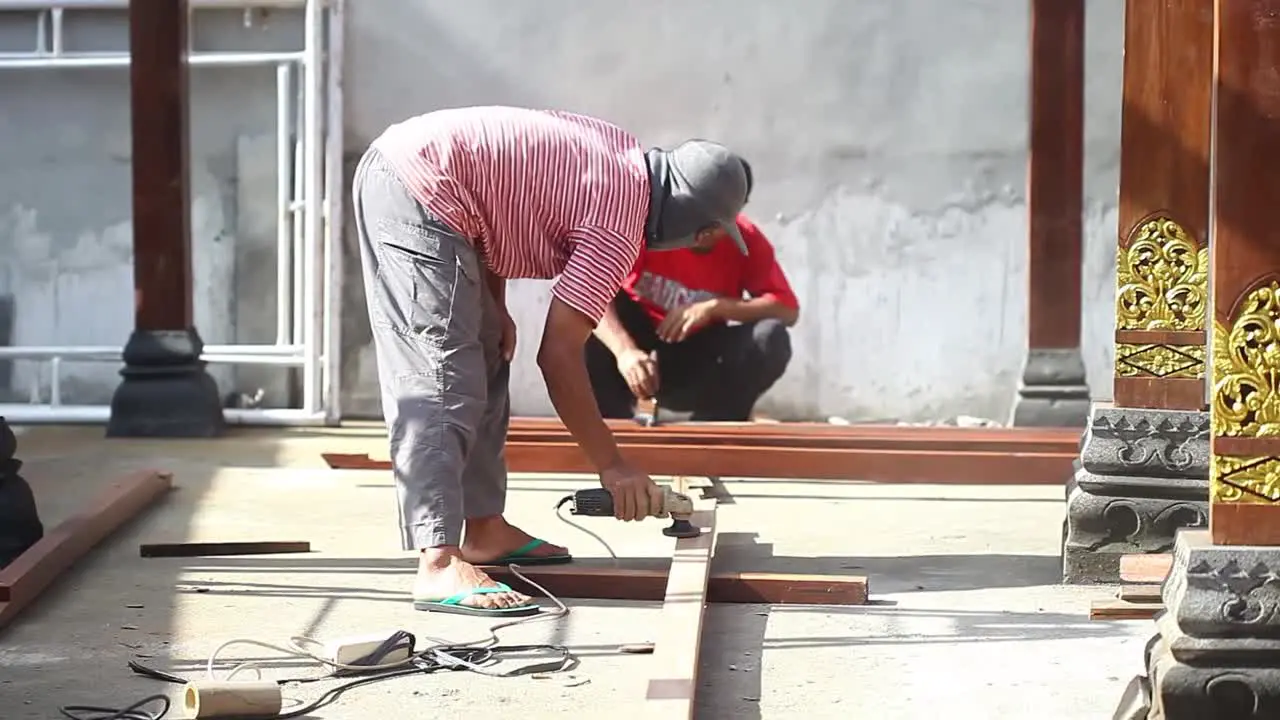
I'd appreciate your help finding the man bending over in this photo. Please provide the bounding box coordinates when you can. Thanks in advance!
[354,106,750,616]
[586,211,799,421]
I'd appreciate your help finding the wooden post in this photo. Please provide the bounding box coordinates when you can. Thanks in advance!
[107,0,223,437]
[1059,0,1214,585]
[1208,0,1280,546]
[1011,0,1091,428]
[1112,0,1213,411]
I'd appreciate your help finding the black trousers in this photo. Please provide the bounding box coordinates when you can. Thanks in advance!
[584,292,792,421]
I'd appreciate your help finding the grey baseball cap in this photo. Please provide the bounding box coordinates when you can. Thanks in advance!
[665,140,751,255]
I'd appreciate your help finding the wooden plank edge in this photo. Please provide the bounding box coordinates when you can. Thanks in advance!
[1119,553,1172,584]
[643,499,717,719]
[0,470,172,614]
[1089,599,1163,621]
[139,540,311,558]
[485,564,868,605]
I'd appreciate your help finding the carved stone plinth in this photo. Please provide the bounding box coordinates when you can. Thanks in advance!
[106,328,224,438]
[1011,347,1092,427]
[0,416,43,569]
[1062,404,1209,584]
[1115,530,1280,719]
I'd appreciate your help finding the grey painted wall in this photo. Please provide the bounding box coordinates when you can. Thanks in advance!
[0,0,1125,422]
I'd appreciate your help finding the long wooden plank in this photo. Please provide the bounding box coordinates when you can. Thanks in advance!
[1119,553,1172,584]
[325,445,1074,485]
[486,561,868,605]
[643,499,716,718]
[1089,599,1163,621]
[139,540,311,558]
[0,470,172,627]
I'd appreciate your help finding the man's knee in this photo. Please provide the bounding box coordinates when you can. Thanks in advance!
[748,318,792,380]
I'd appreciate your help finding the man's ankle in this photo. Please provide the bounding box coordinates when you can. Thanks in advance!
[419,545,463,571]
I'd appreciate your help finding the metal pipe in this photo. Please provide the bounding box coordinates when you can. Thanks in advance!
[320,0,345,424]
[290,119,306,347]
[0,405,327,425]
[0,50,306,70]
[275,62,295,346]
[34,9,46,53]
[300,0,323,415]
[48,357,61,405]
[0,344,304,359]
[0,0,307,10]
[49,6,62,56]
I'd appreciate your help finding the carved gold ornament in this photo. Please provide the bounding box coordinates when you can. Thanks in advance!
[1210,281,1280,438]
[1211,455,1280,504]
[1116,217,1209,331]
[1116,343,1206,378]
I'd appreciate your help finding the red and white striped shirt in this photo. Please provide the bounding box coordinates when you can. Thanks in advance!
[371,106,650,325]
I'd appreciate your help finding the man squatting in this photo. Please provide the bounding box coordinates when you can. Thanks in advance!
[585,178,800,422]
[354,105,752,616]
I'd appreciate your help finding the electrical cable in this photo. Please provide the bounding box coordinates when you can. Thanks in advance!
[56,564,577,720]
[554,494,619,564]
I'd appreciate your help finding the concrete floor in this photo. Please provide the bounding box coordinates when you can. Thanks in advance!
[0,425,1152,719]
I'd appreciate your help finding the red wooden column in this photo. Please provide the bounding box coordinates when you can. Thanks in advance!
[1208,0,1280,546]
[1011,0,1091,428]
[107,0,223,437]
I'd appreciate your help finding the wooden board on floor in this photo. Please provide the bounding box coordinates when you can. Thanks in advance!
[643,499,716,719]
[1089,583,1164,621]
[1119,553,1172,584]
[485,560,868,605]
[323,445,1075,485]
[0,470,172,628]
[139,540,311,558]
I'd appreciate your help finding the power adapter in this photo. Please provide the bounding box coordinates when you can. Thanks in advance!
[322,630,415,672]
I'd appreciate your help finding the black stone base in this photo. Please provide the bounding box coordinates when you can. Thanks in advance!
[1010,347,1092,427]
[106,328,225,438]
[0,415,43,569]
[1061,404,1210,584]
[1117,530,1280,719]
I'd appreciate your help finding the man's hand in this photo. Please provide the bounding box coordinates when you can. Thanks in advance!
[655,299,720,343]
[599,463,665,521]
[616,348,659,399]
[499,307,518,362]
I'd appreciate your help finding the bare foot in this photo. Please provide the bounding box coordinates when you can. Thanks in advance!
[413,547,532,610]
[460,515,569,564]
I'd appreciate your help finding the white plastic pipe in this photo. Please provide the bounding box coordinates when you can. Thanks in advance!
[0,405,327,425]
[275,62,295,346]
[0,50,306,70]
[0,0,306,9]
[0,345,304,359]
[320,0,345,424]
[300,0,323,415]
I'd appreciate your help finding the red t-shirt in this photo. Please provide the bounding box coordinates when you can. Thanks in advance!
[620,214,800,329]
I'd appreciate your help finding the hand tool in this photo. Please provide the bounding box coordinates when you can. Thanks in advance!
[633,396,659,427]
[557,485,699,538]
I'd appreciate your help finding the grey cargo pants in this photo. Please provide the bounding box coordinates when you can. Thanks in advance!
[351,147,509,551]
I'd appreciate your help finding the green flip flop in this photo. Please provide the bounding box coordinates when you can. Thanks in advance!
[487,538,573,567]
[412,583,542,617]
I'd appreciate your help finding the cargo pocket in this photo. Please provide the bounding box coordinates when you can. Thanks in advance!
[371,218,461,347]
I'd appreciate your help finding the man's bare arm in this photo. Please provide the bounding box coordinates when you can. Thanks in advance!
[538,298,625,471]
[710,296,799,326]
[592,301,642,357]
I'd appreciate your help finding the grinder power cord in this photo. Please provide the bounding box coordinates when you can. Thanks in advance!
[58,564,575,720]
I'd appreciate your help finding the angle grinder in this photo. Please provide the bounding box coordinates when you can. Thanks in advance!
[557,486,700,538]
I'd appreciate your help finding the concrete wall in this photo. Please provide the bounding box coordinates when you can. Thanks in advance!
[0,0,1127,423]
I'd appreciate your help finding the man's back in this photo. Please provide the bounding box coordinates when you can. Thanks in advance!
[372,105,652,323]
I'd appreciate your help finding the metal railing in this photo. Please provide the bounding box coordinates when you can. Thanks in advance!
[0,0,345,426]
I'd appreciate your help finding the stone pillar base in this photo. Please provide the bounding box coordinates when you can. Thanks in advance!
[1061,404,1209,584]
[106,328,225,438]
[1011,347,1092,427]
[1116,529,1280,719]
[0,416,43,569]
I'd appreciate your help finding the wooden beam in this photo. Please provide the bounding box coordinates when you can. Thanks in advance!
[643,499,716,719]
[128,0,193,331]
[1208,0,1280,545]
[1112,0,1213,410]
[1119,553,1172,584]
[139,541,311,558]
[486,560,868,606]
[325,445,1073,484]
[1025,0,1084,351]
[0,471,172,627]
